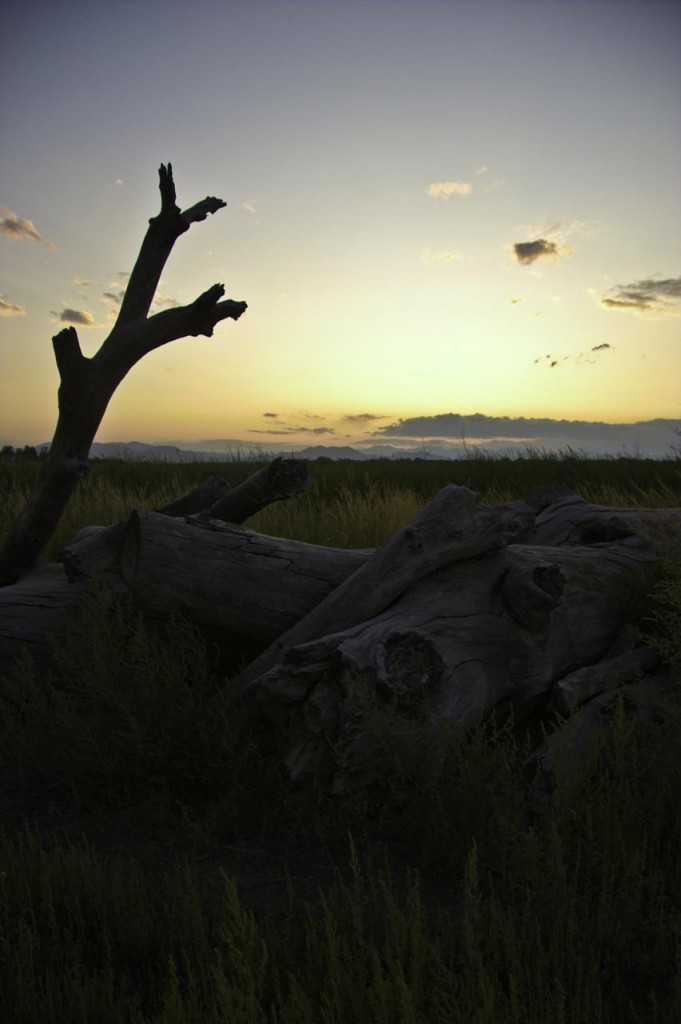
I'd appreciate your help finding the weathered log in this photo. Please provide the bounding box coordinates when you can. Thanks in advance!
[0,565,127,681]
[120,509,370,641]
[528,666,679,814]
[2,485,679,795]
[530,491,681,557]
[156,475,231,517]
[201,458,313,524]
[60,459,311,581]
[60,523,129,580]
[231,486,535,694]
[246,536,658,783]
[0,460,318,674]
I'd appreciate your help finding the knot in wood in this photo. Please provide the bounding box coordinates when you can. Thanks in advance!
[375,631,445,704]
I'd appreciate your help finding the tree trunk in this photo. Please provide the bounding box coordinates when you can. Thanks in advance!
[0,163,247,585]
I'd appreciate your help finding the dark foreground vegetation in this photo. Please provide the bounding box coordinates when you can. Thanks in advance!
[1,455,681,1022]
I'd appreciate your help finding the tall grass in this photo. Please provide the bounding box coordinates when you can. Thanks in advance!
[2,454,680,559]
[3,675,681,1021]
[1,456,681,1020]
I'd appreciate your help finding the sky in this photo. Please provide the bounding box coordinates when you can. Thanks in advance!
[1,0,680,457]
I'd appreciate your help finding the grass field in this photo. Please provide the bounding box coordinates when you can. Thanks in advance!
[1,455,681,1022]
[2,452,680,557]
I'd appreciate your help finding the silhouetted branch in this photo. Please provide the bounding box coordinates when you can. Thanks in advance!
[0,163,247,584]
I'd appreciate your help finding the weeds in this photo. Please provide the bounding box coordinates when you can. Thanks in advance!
[1,458,681,1020]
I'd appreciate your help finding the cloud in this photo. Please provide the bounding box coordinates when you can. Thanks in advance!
[152,292,181,310]
[426,181,472,199]
[513,238,573,265]
[0,204,54,249]
[100,283,179,311]
[362,414,680,458]
[73,276,90,287]
[342,413,388,424]
[599,276,681,316]
[109,272,130,287]
[53,308,96,326]
[0,296,26,317]
[251,426,335,436]
[421,247,464,264]
[263,412,278,418]
[242,200,257,215]
[375,412,663,443]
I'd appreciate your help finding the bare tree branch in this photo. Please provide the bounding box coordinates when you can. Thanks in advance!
[0,164,247,584]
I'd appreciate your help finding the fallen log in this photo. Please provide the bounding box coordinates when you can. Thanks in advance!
[231,486,535,693]
[246,535,659,783]
[529,489,681,557]
[0,459,316,675]
[60,458,312,581]
[120,509,370,641]
[0,564,126,680]
[1,483,679,793]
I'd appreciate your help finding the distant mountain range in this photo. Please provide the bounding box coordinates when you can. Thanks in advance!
[85,441,446,462]
[13,417,674,462]
[81,427,680,463]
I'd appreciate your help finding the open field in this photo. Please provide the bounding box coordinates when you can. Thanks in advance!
[1,455,681,1021]
[2,452,681,557]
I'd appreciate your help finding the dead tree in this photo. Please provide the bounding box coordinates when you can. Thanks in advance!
[0,164,247,585]
[1,166,680,793]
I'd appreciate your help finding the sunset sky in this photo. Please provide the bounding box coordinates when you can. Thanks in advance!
[1,0,680,453]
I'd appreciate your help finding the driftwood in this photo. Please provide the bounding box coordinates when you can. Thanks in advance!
[120,508,369,642]
[248,538,658,782]
[60,458,312,582]
[0,460,312,678]
[1,481,680,792]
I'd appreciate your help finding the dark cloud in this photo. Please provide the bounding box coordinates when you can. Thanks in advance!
[342,413,387,424]
[250,426,335,436]
[375,413,646,441]
[54,308,96,326]
[0,296,27,317]
[371,414,681,458]
[0,204,55,249]
[600,277,681,315]
[0,205,43,242]
[262,412,278,418]
[513,239,559,265]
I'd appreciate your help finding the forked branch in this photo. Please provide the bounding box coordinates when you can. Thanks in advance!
[0,164,247,584]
